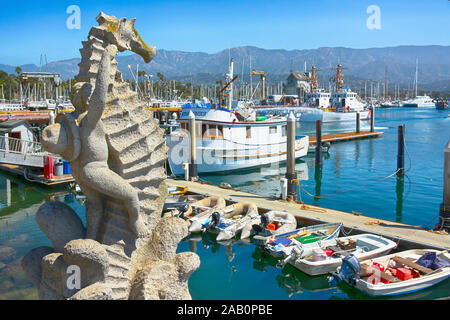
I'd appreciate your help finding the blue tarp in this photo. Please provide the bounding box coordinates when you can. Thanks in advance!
[416,252,450,270]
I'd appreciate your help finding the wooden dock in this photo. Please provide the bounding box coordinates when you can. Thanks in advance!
[166,178,449,250]
[309,130,383,145]
[0,163,74,186]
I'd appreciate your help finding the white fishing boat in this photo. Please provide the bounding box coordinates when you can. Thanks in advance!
[166,104,309,175]
[331,249,450,296]
[401,95,435,108]
[193,202,259,241]
[240,210,297,240]
[262,222,343,258]
[282,233,397,276]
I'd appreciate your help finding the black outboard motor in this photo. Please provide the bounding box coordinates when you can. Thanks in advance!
[260,213,270,227]
[210,211,221,229]
[202,211,221,232]
[178,203,190,220]
[252,212,270,234]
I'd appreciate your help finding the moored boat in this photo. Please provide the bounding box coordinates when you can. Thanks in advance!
[330,249,450,296]
[241,210,297,240]
[198,202,259,241]
[262,222,343,257]
[165,196,227,225]
[282,233,397,276]
[166,103,309,175]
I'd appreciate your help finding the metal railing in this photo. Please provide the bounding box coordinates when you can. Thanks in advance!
[0,135,43,155]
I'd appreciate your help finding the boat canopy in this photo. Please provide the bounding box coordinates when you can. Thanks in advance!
[181,103,231,112]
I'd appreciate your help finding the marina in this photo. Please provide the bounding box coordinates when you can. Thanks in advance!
[0,106,449,300]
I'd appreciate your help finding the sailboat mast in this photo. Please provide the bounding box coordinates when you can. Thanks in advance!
[415,58,418,97]
[227,58,234,109]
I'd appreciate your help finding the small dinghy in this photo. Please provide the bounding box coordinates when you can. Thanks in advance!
[200,202,259,241]
[263,222,343,258]
[167,196,226,225]
[241,211,297,240]
[330,249,450,296]
[281,233,397,276]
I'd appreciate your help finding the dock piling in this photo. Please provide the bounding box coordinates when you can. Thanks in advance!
[439,140,450,231]
[397,124,405,176]
[356,112,360,134]
[188,111,198,181]
[370,105,375,133]
[315,120,322,165]
[285,112,297,200]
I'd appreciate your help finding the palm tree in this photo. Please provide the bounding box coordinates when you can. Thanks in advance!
[157,72,165,82]
[15,66,22,76]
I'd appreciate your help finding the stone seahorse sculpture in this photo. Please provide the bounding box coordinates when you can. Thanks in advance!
[21,12,200,300]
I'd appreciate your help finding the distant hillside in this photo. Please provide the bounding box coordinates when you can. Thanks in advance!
[1,45,449,91]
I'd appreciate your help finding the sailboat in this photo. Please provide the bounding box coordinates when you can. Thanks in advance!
[402,58,435,108]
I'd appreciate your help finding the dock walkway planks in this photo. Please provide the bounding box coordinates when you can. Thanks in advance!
[309,131,383,145]
[166,178,449,250]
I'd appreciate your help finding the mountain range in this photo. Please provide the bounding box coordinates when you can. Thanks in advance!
[1,45,449,91]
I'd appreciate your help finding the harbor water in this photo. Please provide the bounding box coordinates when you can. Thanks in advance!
[0,108,449,300]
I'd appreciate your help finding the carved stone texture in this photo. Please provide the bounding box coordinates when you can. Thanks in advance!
[21,12,200,300]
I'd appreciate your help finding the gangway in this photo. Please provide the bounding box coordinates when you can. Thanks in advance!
[0,136,49,167]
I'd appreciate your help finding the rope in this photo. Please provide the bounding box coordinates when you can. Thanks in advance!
[403,130,412,173]
[23,168,40,183]
[340,225,353,236]
[295,167,402,201]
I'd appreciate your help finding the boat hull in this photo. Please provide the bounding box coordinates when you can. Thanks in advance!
[299,108,370,123]
[287,234,397,276]
[349,249,450,296]
[168,136,309,175]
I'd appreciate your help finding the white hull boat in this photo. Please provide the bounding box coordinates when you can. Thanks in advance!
[166,104,309,175]
[402,96,435,108]
[241,210,297,240]
[283,233,397,276]
[262,222,343,258]
[333,249,450,296]
[299,108,370,123]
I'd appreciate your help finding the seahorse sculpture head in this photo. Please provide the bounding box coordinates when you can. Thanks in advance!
[94,12,156,63]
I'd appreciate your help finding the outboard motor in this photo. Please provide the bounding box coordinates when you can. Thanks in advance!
[177,204,190,220]
[202,211,221,232]
[328,254,362,287]
[251,212,270,234]
[260,213,270,227]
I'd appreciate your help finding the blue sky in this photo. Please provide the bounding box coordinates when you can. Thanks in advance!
[0,0,449,66]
